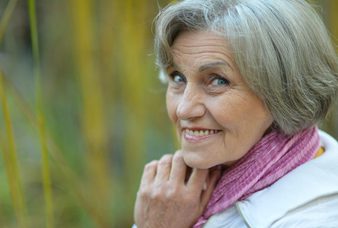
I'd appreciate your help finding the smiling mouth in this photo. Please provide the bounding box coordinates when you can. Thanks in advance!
[184,129,221,136]
[182,129,222,142]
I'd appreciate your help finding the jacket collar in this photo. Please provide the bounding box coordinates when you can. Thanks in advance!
[236,130,338,228]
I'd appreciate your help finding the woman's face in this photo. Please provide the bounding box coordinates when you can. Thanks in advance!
[166,30,273,169]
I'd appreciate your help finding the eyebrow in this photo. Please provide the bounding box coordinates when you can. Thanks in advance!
[198,61,233,72]
[167,60,233,72]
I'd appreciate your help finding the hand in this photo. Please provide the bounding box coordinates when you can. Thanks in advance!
[134,151,221,228]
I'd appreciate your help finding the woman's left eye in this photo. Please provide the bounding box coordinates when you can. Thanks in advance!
[210,76,230,86]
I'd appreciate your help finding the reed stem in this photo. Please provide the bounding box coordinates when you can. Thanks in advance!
[0,0,18,43]
[70,0,111,225]
[0,71,27,227]
[27,0,54,227]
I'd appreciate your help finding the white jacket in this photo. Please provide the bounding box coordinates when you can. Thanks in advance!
[205,130,338,228]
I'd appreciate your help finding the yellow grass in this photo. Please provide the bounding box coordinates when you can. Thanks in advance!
[2,74,109,227]
[69,0,112,226]
[28,0,54,227]
[0,71,27,227]
[0,0,18,43]
[329,1,338,51]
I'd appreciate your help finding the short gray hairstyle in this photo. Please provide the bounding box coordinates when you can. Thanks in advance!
[154,0,338,135]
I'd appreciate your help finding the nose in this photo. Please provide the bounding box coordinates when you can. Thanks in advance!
[176,85,206,120]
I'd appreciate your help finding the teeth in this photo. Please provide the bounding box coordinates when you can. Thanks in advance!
[185,129,218,136]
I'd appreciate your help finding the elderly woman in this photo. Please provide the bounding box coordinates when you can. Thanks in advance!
[134,0,338,227]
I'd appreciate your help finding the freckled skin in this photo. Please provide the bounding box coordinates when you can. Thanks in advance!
[166,30,273,169]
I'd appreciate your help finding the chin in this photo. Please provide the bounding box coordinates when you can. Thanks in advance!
[182,152,213,170]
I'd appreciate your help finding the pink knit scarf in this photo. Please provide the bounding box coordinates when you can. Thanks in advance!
[194,127,320,227]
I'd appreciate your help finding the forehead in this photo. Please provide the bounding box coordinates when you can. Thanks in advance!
[170,30,234,66]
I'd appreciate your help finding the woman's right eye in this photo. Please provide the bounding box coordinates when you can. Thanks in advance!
[169,71,186,85]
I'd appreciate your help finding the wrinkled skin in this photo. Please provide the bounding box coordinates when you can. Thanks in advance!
[134,30,272,227]
[134,152,221,228]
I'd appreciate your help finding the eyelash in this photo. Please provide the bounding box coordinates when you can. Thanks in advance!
[167,71,230,92]
[169,71,186,84]
[209,75,230,86]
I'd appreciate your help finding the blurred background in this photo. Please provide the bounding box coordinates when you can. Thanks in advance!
[0,0,337,227]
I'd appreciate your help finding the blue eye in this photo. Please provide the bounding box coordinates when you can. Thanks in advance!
[211,76,229,86]
[169,71,186,84]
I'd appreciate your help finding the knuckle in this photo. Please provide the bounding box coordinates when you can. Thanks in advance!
[150,188,165,200]
[173,152,184,163]
[144,160,158,170]
[159,154,172,165]
[165,187,180,199]
[137,188,151,199]
[150,184,177,201]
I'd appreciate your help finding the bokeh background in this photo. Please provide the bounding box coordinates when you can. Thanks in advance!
[0,0,337,227]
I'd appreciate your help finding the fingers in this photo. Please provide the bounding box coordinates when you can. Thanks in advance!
[140,160,158,188]
[141,153,179,188]
[155,154,173,182]
[141,151,219,197]
[169,151,187,183]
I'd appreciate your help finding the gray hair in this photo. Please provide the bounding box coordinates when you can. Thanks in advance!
[154,0,338,135]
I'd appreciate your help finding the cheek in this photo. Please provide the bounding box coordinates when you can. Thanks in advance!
[206,98,235,127]
[208,96,272,132]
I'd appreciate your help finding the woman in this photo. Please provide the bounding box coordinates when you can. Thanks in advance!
[134,0,338,227]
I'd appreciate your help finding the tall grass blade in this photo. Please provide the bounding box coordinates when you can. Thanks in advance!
[330,1,338,52]
[0,71,27,227]
[117,1,149,217]
[0,0,18,43]
[27,0,54,227]
[69,0,111,225]
[2,74,110,226]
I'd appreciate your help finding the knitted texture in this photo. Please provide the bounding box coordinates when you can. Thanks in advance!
[194,127,320,228]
